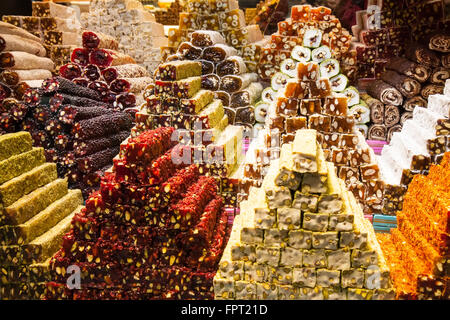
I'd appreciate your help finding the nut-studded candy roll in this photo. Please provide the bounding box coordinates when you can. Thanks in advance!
[190,30,226,47]
[403,96,427,112]
[430,67,450,85]
[0,69,52,85]
[82,31,118,50]
[220,73,257,93]
[367,80,403,106]
[381,70,421,99]
[405,43,440,68]
[428,34,450,53]
[215,91,231,107]
[230,82,263,108]
[385,57,430,83]
[73,113,133,140]
[201,74,220,91]
[0,51,54,71]
[202,44,238,64]
[0,34,46,57]
[383,105,400,127]
[421,84,444,99]
[59,105,114,125]
[177,42,203,60]
[216,56,247,77]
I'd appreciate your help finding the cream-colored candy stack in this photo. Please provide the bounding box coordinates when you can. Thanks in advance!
[214,129,394,300]
[81,0,167,72]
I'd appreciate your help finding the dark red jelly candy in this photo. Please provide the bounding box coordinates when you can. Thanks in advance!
[59,63,82,80]
[71,48,90,66]
[89,49,113,68]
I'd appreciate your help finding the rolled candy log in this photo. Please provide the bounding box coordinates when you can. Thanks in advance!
[403,96,427,112]
[73,130,130,157]
[0,69,52,86]
[59,93,110,108]
[220,73,258,93]
[102,64,148,83]
[381,70,421,99]
[71,48,90,66]
[198,59,215,75]
[202,44,238,64]
[44,76,102,102]
[73,112,133,140]
[384,105,400,127]
[0,21,41,43]
[59,105,114,125]
[82,31,119,51]
[215,91,231,107]
[421,84,444,99]
[177,42,203,60]
[88,80,110,97]
[190,30,226,47]
[361,93,384,124]
[109,78,131,94]
[387,124,402,142]
[84,64,101,81]
[0,51,54,71]
[230,82,263,108]
[385,57,430,83]
[428,34,450,53]
[216,56,247,77]
[201,74,220,91]
[367,80,403,106]
[115,92,137,110]
[368,124,387,141]
[0,34,46,57]
[405,43,440,68]
[90,49,136,68]
[429,67,450,85]
[441,54,450,68]
[59,63,83,80]
[400,112,413,125]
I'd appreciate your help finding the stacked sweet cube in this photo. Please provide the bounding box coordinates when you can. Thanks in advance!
[45,127,229,300]
[352,0,447,81]
[0,22,55,90]
[214,129,394,300]
[3,1,82,70]
[377,79,450,216]
[164,0,265,70]
[256,5,357,82]
[134,60,245,207]
[377,152,450,299]
[149,0,183,25]
[164,30,263,127]
[80,0,167,72]
[241,48,384,217]
[0,132,83,300]
[0,76,134,199]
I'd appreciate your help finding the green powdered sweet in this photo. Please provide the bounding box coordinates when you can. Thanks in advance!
[0,163,57,209]
[4,178,68,225]
[0,148,46,185]
[0,132,33,161]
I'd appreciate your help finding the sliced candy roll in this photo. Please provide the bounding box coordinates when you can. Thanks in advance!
[343,86,359,107]
[83,64,101,81]
[235,106,255,125]
[198,59,215,75]
[190,30,226,47]
[231,82,263,108]
[0,51,54,71]
[73,78,89,87]
[280,58,298,78]
[291,45,311,63]
[215,91,231,107]
[110,78,131,94]
[202,44,238,64]
[82,31,118,51]
[330,74,348,92]
[319,58,340,78]
[59,63,82,80]
[202,74,220,91]
[220,73,257,93]
[177,42,203,60]
[311,46,331,63]
[89,49,113,68]
[271,72,289,91]
[349,101,370,124]
[254,101,269,123]
[71,48,90,66]
[302,29,323,48]
[261,87,276,103]
[216,55,247,77]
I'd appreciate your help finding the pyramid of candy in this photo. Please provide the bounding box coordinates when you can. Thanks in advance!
[0,132,83,300]
[365,37,449,143]
[0,21,55,100]
[241,46,384,217]
[164,29,264,127]
[134,61,245,209]
[149,0,183,25]
[377,79,450,216]
[214,129,394,300]
[256,5,357,82]
[59,30,152,108]
[163,0,265,69]
[377,153,450,299]
[3,1,82,71]
[45,127,229,300]
[0,75,134,198]
[80,0,167,72]
[352,0,448,81]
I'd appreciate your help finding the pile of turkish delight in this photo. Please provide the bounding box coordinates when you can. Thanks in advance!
[45,127,229,300]
[0,132,83,299]
[214,129,394,300]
